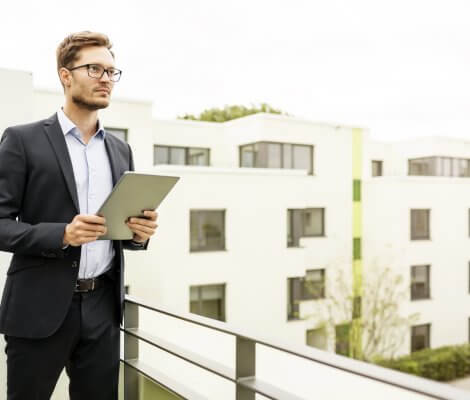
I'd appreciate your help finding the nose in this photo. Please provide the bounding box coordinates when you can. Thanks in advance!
[100,70,112,83]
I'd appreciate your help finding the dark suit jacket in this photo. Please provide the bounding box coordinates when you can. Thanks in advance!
[0,113,147,338]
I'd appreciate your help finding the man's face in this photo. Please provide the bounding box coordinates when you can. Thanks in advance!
[65,46,116,111]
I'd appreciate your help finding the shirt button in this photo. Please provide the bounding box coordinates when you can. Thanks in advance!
[72,261,78,268]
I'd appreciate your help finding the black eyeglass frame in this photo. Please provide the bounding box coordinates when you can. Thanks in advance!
[67,63,122,82]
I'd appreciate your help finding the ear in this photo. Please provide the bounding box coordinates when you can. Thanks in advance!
[58,67,72,88]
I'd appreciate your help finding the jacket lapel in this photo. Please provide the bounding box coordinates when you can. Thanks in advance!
[104,134,120,186]
[43,114,80,213]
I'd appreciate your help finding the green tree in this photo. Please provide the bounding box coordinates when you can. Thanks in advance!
[179,103,288,123]
[304,263,419,361]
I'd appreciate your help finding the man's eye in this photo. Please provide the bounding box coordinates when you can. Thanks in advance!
[89,65,101,73]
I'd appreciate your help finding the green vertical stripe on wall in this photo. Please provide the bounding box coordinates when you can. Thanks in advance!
[353,238,361,260]
[351,128,363,360]
[353,179,361,201]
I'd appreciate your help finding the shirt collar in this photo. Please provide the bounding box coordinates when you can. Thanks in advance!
[57,108,106,139]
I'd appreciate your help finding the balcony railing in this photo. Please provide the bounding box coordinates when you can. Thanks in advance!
[121,295,469,400]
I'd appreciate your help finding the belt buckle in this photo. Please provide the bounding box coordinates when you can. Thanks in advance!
[75,279,93,293]
[75,282,88,293]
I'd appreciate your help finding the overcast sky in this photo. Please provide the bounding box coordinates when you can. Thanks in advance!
[1,0,469,140]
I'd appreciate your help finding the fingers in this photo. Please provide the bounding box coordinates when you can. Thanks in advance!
[74,214,107,234]
[76,229,106,237]
[65,214,108,246]
[78,223,107,235]
[126,223,155,236]
[127,211,159,241]
[77,214,106,225]
[128,217,157,229]
[142,210,158,221]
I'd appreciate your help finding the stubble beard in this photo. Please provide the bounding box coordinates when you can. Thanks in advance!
[72,93,109,111]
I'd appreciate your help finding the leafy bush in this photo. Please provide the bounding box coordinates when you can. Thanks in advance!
[375,344,470,381]
[179,103,287,122]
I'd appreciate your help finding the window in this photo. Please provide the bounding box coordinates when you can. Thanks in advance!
[267,143,282,168]
[154,145,210,166]
[306,327,327,350]
[287,208,325,247]
[411,209,430,240]
[411,265,430,300]
[190,210,225,252]
[240,144,258,167]
[409,158,437,176]
[441,157,452,176]
[287,277,303,320]
[287,269,325,320]
[188,148,209,165]
[190,284,225,321]
[409,157,470,177]
[105,127,128,142]
[371,160,383,177]
[455,158,470,177]
[335,323,350,356]
[305,269,326,299]
[240,142,314,174]
[411,324,430,352]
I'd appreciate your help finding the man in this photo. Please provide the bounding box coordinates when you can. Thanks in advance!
[0,31,157,399]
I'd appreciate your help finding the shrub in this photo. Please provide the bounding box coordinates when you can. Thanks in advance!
[375,344,470,381]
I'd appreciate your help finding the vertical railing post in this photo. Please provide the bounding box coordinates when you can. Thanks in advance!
[124,302,139,400]
[235,336,256,400]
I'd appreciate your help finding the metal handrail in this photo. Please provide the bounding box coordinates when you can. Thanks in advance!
[122,295,470,400]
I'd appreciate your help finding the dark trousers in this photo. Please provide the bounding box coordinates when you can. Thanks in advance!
[5,278,120,400]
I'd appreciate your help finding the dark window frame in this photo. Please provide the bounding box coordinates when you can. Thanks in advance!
[410,209,431,240]
[239,141,314,175]
[287,208,325,247]
[411,323,431,353]
[154,144,211,166]
[408,156,470,177]
[371,160,383,177]
[306,327,327,349]
[189,283,226,322]
[287,269,326,321]
[190,209,226,252]
[410,265,431,300]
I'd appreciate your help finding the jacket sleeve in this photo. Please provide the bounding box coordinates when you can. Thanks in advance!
[122,143,149,251]
[0,128,67,257]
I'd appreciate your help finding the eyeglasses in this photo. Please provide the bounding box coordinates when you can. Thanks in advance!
[67,64,122,82]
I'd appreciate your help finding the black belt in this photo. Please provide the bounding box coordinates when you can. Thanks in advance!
[75,274,108,293]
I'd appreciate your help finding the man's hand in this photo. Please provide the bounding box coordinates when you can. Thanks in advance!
[126,210,158,243]
[63,215,107,247]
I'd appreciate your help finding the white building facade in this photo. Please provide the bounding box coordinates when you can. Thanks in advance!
[1,67,470,397]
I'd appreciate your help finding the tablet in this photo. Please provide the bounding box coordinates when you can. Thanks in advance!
[96,172,179,240]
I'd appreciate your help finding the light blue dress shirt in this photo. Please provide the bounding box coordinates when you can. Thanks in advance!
[57,108,115,279]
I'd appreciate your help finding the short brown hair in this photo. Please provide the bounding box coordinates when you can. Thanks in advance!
[56,31,114,73]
